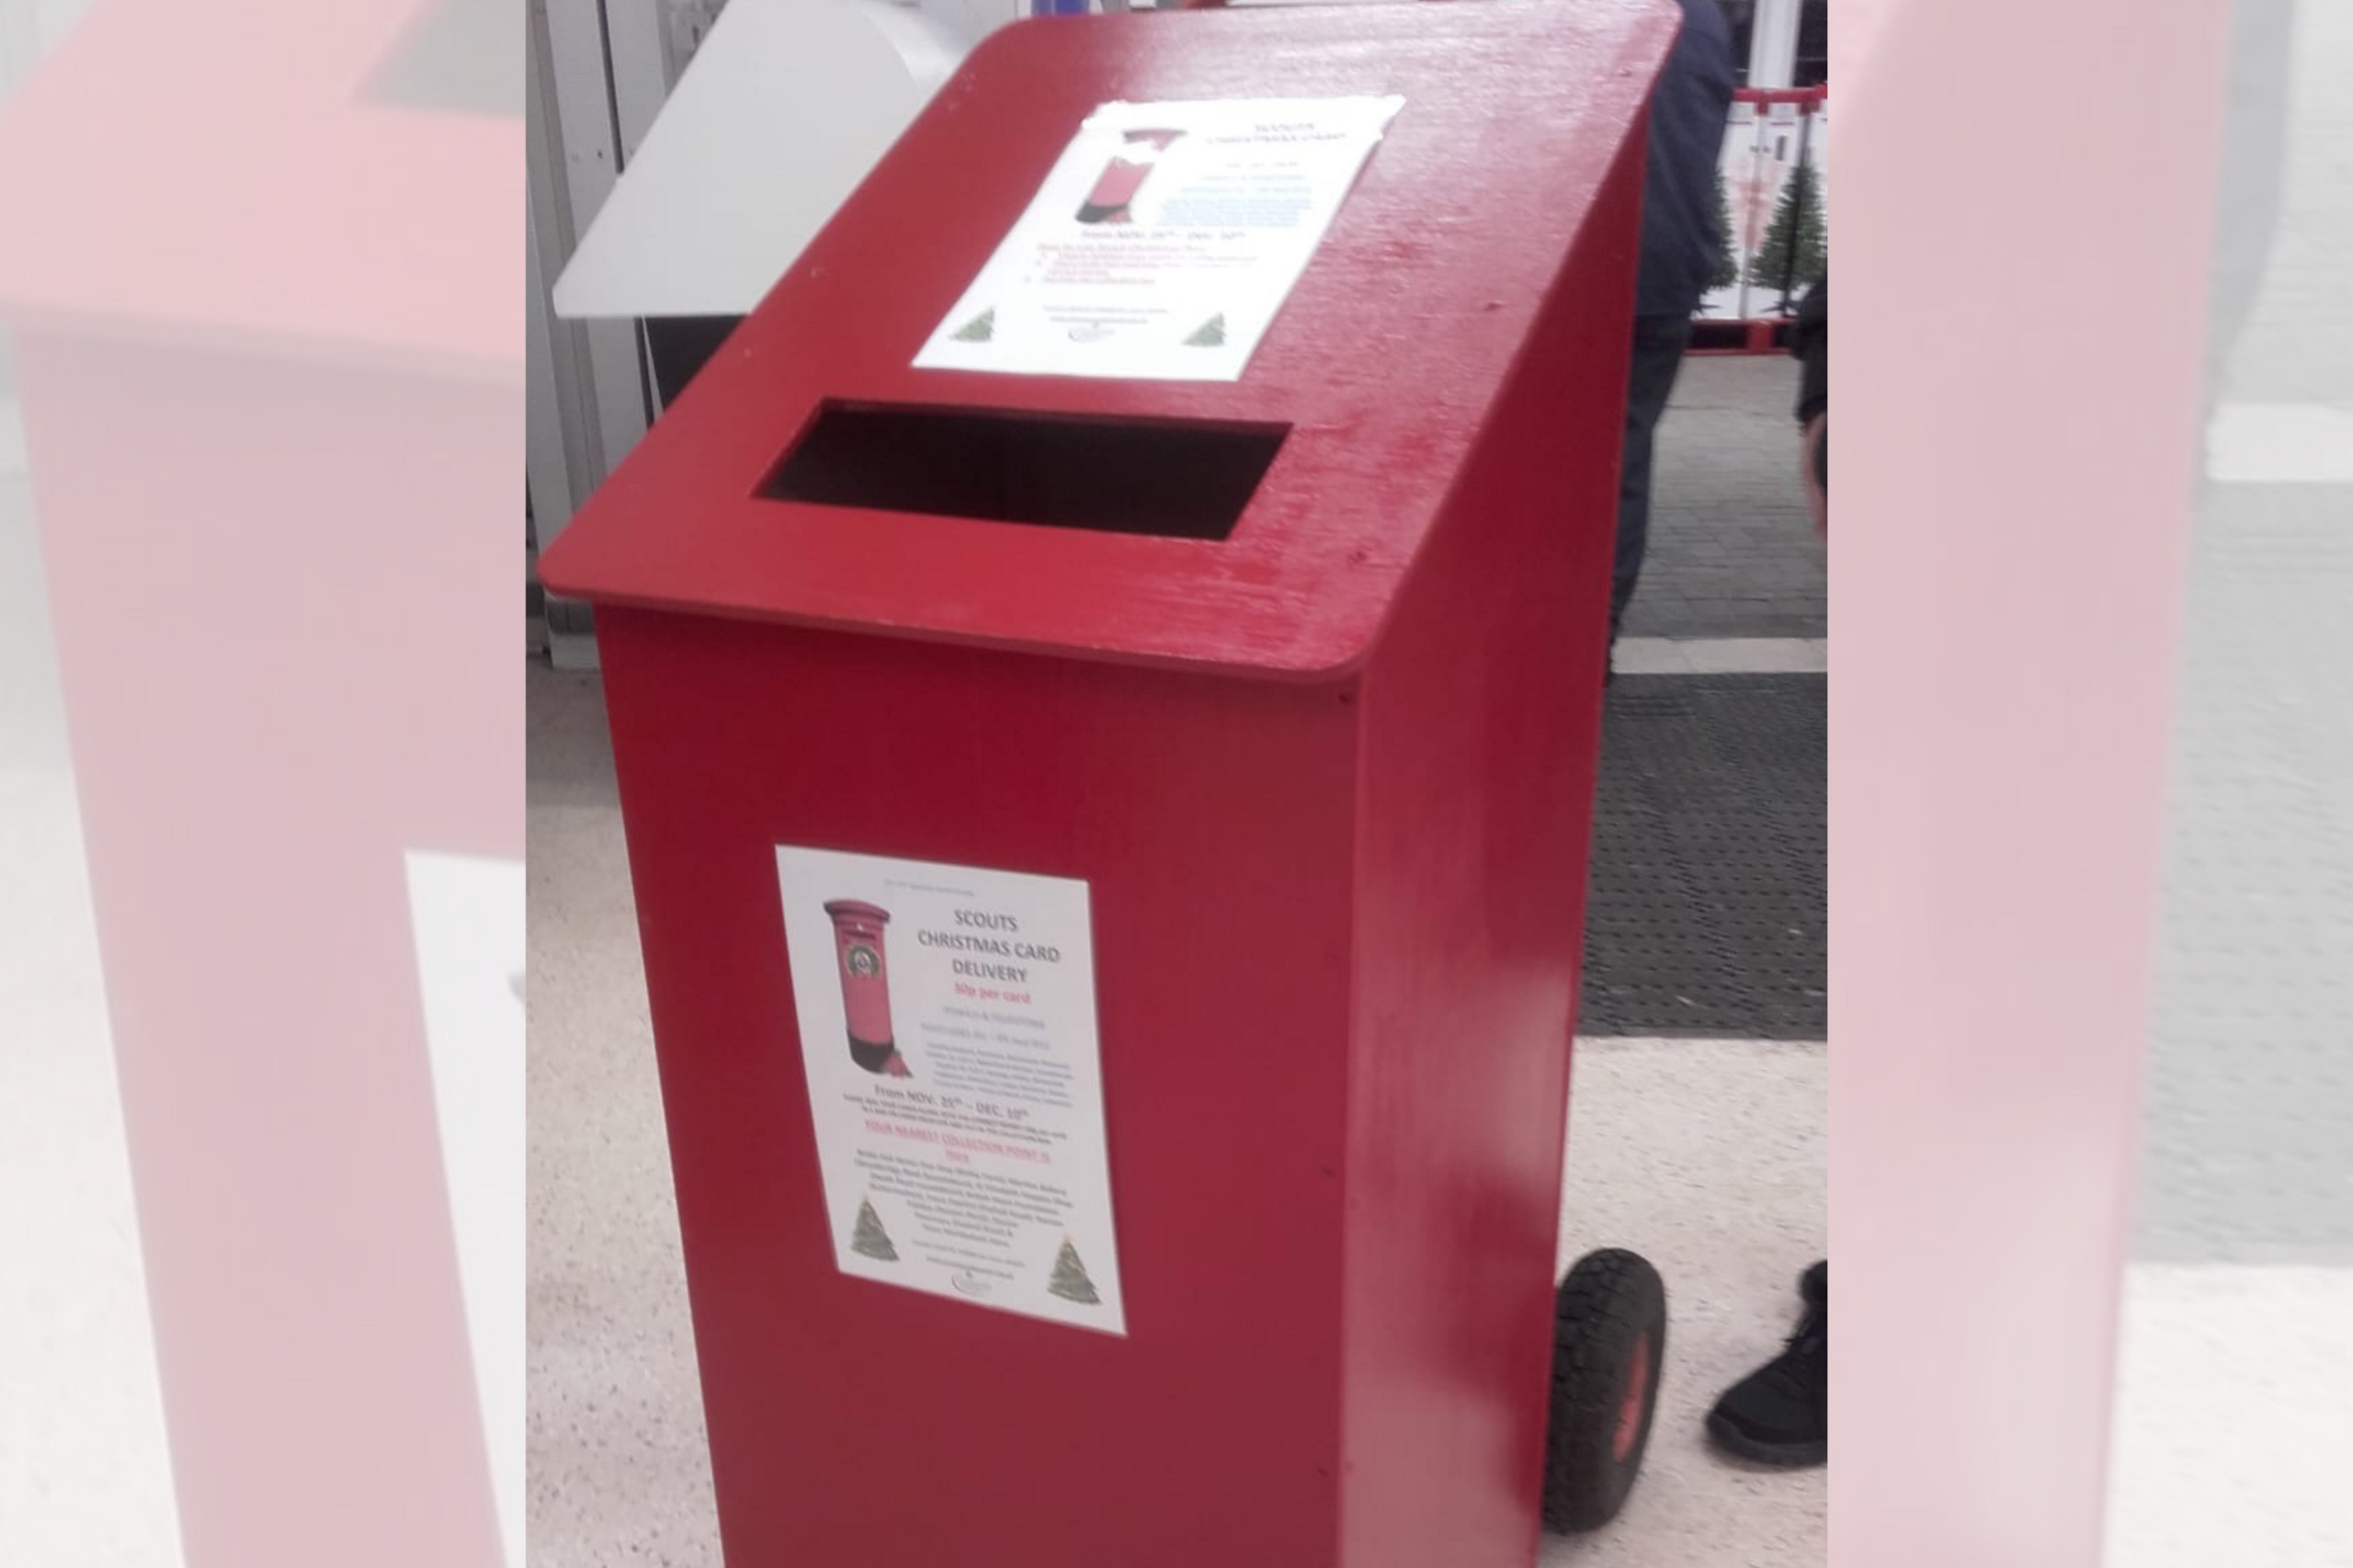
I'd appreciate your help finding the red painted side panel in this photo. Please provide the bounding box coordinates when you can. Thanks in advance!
[598,611,1363,1567]
[1339,131,1644,1565]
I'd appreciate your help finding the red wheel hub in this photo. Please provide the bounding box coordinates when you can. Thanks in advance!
[1613,1329,1653,1462]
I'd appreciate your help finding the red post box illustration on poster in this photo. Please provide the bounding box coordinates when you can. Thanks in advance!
[824,899,910,1075]
[1075,129,1184,223]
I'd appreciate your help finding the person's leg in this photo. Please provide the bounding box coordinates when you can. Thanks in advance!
[1803,413,1825,534]
[1611,312,1696,648]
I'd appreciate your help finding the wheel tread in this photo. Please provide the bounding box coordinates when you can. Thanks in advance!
[1541,1247,1667,1533]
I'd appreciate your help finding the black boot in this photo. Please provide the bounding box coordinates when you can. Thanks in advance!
[1707,1261,1826,1466]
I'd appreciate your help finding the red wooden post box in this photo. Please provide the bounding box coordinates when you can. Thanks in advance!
[539,4,1674,1564]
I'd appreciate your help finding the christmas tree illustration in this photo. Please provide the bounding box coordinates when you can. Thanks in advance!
[952,308,996,343]
[850,1198,899,1263]
[1182,313,1227,348]
[1709,176,1740,290]
[1745,159,1826,293]
[1046,1237,1099,1304]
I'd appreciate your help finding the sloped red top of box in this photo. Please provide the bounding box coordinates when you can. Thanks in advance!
[541,0,1674,678]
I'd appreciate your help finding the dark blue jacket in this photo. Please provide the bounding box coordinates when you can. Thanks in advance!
[1636,0,1738,317]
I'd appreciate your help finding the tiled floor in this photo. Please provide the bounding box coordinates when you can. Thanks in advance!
[1582,676,1827,1040]
[527,670,719,1568]
[1544,1039,1829,1567]
[2106,1267,2353,1568]
[1620,356,1827,642]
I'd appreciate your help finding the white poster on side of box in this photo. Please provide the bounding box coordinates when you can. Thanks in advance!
[776,845,1125,1335]
[914,95,1404,381]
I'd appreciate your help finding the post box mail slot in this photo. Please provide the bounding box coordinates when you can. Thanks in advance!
[761,403,1289,539]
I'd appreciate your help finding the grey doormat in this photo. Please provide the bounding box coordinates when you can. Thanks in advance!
[1579,675,1827,1040]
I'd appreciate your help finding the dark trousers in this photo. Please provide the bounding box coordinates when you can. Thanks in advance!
[1611,312,1695,642]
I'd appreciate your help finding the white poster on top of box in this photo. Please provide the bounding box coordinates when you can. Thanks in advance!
[915,95,1405,381]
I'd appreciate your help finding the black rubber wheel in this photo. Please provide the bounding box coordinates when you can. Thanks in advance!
[1541,1247,1667,1533]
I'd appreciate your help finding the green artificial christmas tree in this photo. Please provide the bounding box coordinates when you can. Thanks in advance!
[951,308,996,344]
[1046,1237,1099,1305]
[1709,176,1740,291]
[850,1197,899,1263]
[1745,159,1827,293]
[1183,313,1227,348]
